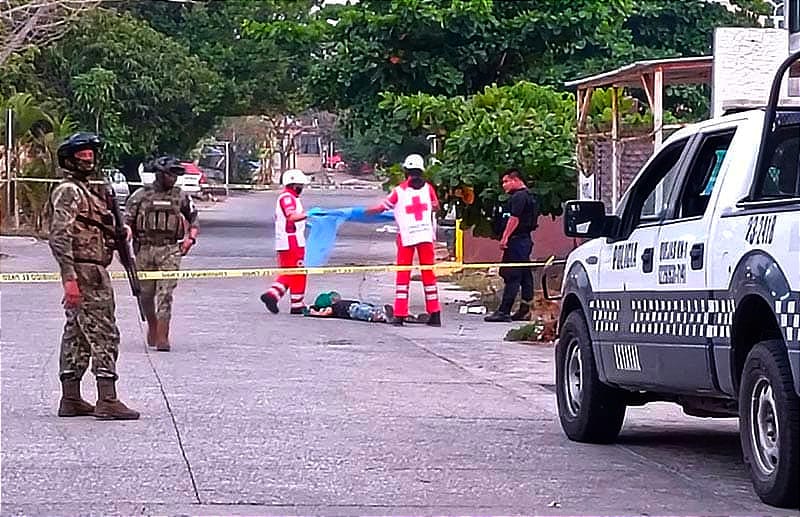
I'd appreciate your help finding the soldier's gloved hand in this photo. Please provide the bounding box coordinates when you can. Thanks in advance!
[124,224,133,242]
[62,279,82,309]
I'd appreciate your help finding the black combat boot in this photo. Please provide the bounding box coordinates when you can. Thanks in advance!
[484,310,512,322]
[58,378,95,417]
[511,301,532,321]
[393,316,405,326]
[94,378,140,420]
[427,311,442,327]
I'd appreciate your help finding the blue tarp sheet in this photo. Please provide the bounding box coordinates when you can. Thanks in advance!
[304,207,394,267]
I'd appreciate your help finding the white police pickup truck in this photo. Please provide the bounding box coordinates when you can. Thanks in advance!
[548,51,800,508]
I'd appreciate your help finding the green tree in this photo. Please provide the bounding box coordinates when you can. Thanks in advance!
[127,0,329,178]
[0,47,43,99]
[1,92,77,232]
[294,0,633,112]
[128,0,324,117]
[380,82,576,236]
[71,66,115,134]
[242,0,629,173]
[33,9,226,166]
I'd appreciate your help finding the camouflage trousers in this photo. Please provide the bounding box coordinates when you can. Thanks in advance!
[60,263,119,381]
[135,243,182,321]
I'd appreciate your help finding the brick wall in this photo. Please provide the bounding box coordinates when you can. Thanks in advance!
[586,136,654,211]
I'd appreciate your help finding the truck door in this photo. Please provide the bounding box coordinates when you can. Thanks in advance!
[595,138,690,381]
[646,128,737,393]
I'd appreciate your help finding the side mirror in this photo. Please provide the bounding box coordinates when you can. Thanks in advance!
[563,200,617,239]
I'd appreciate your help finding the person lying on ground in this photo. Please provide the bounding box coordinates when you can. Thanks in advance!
[304,291,394,323]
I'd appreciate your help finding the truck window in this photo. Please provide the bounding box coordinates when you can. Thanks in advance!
[671,130,735,219]
[626,138,689,230]
[755,125,800,199]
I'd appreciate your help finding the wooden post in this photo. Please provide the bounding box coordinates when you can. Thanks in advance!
[640,73,655,110]
[611,86,620,212]
[654,66,664,149]
[576,87,594,200]
[575,88,584,200]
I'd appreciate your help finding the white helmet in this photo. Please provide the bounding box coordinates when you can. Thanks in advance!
[282,169,310,186]
[402,154,425,170]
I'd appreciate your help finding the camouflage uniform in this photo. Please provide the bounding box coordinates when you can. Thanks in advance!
[49,177,120,381]
[135,244,181,320]
[50,131,139,420]
[125,182,198,350]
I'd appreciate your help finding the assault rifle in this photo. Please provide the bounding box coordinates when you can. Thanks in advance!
[105,180,146,321]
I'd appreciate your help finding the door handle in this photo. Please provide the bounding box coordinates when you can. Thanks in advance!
[690,243,704,270]
[642,247,653,273]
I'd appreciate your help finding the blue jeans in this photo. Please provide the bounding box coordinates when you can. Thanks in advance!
[348,302,388,322]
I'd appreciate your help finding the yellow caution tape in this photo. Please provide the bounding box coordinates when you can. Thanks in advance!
[0,257,564,284]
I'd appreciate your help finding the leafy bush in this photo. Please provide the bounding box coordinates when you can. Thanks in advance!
[504,320,546,342]
[380,81,576,236]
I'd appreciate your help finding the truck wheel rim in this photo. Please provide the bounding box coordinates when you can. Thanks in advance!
[564,338,582,417]
[749,376,779,476]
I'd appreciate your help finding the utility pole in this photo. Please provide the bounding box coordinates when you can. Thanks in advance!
[4,108,15,229]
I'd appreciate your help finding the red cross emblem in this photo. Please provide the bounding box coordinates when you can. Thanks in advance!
[405,195,429,221]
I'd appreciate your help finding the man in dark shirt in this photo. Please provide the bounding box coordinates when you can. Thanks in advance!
[485,169,538,322]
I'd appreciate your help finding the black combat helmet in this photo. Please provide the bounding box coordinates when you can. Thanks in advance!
[154,155,186,176]
[57,132,103,171]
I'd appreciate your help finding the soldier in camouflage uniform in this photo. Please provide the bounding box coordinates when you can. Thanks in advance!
[125,156,198,351]
[49,132,139,420]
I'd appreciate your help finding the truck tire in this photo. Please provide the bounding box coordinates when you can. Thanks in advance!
[739,339,800,508]
[556,310,626,443]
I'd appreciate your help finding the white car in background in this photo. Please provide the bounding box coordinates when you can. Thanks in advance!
[138,161,202,195]
[102,169,130,207]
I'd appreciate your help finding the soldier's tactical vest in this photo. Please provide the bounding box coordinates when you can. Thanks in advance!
[135,186,184,245]
[56,179,116,266]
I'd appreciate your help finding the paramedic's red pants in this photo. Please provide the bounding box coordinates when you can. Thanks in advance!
[394,239,440,317]
[267,239,306,310]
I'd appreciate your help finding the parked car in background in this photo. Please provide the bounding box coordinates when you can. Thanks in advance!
[179,161,202,195]
[137,160,202,196]
[102,169,130,207]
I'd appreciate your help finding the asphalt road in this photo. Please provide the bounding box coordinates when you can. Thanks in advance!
[0,190,794,515]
